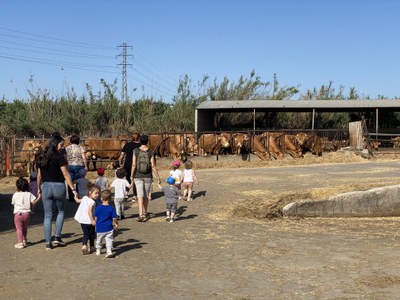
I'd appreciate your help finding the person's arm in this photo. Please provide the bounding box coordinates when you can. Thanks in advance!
[61,165,78,197]
[32,193,42,207]
[130,152,136,181]
[193,170,199,185]
[37,168,42,196]
[81,149,88,171]
[118,152,126,168]
[113,217,119,230]
[151,156,161,184]
[88,204,95,226]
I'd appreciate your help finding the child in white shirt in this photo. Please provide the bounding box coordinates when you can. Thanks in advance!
[169,160,183,191]
[74,183,99,255]
[95,167,110,191]
[182,160,199,201]
[11,177,41,249]
[111,168,132,219]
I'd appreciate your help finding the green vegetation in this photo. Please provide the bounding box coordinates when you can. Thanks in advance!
[0,71,398,137]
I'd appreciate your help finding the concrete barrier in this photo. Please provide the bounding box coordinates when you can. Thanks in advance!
[283,185,400,217]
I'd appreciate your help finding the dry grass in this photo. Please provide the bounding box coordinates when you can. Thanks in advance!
[211,180,400,221]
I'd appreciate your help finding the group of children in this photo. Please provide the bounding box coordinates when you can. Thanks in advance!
[11,159,199,257]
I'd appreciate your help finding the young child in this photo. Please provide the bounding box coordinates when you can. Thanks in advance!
[159,177,180,223]
[169,160,182,191]
[29,172,38,197]
[95,189,118,258]
[111,168,132,220]
[11,177,41,249]
[74,183,98,255]
[95,167,110,192]
[76,168,90,198]
[182,160,199,201]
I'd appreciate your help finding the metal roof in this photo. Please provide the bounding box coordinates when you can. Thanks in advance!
[196,100,400,111]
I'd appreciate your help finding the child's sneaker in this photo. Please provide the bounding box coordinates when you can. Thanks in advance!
[105,251,113,258]
[45,243,53,251]
[165,216,170,222]
[96,249,101,256]
[169,218,174,223]
[14,243,24,249]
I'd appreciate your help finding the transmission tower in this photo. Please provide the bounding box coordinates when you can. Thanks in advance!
[117,43,133,101]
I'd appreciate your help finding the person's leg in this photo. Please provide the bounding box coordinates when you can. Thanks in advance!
[41,182,54,245]
[89,225,96,249]
[14,214,24,244]
[120,200,125,218]
[187,183,193,201]
[81,224,89,247]
[134,179,145,219]
[170,203,177,221]
[105,230,114,256]
[53,183,66,243]
[114,198,122,218]
[96,232,104,250]
[68,166,79,202]
[21,213,30,243]
[143,178,152,216]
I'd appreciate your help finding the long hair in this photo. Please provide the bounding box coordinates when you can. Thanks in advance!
[39,135,64,167]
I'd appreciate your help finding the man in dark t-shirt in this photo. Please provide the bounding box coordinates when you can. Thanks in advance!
[118,133,140,199]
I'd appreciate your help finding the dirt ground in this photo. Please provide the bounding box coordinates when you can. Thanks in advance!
[2,152,400,299]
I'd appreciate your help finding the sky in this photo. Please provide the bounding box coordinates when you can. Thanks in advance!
[1,0,399,102]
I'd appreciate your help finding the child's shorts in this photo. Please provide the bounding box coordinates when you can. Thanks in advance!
[183,182,193,189]
[166,203,177,213]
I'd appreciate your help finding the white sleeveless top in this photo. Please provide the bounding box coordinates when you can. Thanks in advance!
[183,169,194,183]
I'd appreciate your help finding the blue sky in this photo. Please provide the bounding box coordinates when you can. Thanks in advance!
[1,0,399,101]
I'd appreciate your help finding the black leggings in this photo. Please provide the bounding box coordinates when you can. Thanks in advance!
[81,223,96,247]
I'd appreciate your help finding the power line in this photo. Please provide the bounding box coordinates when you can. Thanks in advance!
[0,26,114,50]
[0,39,114,59]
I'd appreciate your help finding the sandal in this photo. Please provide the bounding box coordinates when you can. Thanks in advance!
[82,246,89,255]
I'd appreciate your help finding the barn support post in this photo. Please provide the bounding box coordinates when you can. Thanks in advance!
[375,108,379,136]
[312,109,315,130]
[5,138,10,176]
[253,109,256,131]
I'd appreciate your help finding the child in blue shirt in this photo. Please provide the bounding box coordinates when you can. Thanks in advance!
[94,189,118,258]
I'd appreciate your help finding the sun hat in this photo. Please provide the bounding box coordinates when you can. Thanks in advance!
[167,177,176,185]
[172,160,180,167]
[97,167,105,176]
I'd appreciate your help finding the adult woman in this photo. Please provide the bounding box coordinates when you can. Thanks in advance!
[130,135,161,222]
[37,134,77,250]
[65,134,87,202]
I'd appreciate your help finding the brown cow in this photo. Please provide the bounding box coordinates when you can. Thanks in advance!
[83,138,127,164]
[251,135,270,161]
[295,133,323,156]
[260,132,284,160]
[198,133,230,156]
[391,137,400,148]
[280,134,303,158]
[231,133,250,154]
[19,139,47,173]
[363,138,381,151]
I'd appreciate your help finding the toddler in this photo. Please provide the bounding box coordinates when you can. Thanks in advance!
[182,160,199,201]
[95,189,118,258]
[169,160,182,191]
[11,177,41,249]
[74,183,98,254]
[159,177,180,223]
[111,168,132,219]
[76,168,89,198]
[95,167,110,191]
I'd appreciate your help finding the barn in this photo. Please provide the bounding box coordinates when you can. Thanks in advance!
[195,99,400,135]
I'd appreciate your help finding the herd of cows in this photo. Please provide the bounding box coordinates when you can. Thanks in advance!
[13,131,346,173]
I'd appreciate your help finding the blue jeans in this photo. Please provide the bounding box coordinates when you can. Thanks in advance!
[42,182,66,244]
[68,165,84,201]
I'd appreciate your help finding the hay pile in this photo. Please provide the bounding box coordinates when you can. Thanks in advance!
[212,180,400,221]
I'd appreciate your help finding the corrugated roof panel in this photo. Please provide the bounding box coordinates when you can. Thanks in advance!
[196,100,400,110]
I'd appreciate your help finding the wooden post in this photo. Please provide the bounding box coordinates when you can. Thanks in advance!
[312,108,315,130]
[253,109,256,131]
[5,138,10,176]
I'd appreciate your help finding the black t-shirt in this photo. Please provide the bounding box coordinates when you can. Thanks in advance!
[122,141,140,172]
[39,152,68,182]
